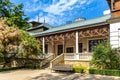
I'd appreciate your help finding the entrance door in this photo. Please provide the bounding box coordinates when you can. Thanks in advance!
[79,43,83,53]
[57,45,63,55]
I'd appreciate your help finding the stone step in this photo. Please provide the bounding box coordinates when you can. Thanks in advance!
[52,64,73,71]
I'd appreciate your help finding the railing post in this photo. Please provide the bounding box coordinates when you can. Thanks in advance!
[76,31,79,60]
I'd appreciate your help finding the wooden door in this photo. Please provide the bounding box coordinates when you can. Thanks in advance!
[57,45,63,55]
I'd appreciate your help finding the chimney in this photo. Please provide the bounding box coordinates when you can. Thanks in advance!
[75,17,86,22]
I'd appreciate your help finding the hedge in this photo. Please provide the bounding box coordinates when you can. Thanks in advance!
[0,65,41,72]
[0,67,23,72]
[89,69,120,76]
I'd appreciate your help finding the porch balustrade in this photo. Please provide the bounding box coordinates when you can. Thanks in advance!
[50,53,92,70]
[64,53,75,60]
[64,53,92,61]
[79,53,92,61]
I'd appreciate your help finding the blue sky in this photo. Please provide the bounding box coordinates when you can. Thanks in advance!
[10,0,110,27]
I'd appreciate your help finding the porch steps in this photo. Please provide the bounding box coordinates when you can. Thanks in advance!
[50,53,92,71]
[40,54,54,68]
[52,61,73,71]
[52,64,73,71]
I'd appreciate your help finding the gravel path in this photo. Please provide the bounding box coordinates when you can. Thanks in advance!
[0,69,120,80]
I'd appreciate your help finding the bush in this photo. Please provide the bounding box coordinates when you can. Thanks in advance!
[89,69,120,76]
[90,42,120,69]
[73,65,84,73]
[14,58,41,69]
[0,57,4,63]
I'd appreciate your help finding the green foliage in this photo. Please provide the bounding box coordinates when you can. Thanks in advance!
[0,19,41,68]
[89,69,120,76]
[0,18,21,68]
[0,0,30,30]
[73,65,84,73]
[18,30,41,58]
[90,42,120,69]
[0,57,4,63]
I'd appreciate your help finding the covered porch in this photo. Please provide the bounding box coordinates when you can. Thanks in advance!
[37,23,109,71]
[39,24,109,60]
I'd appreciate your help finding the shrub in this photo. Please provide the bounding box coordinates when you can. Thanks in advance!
[90,42,120,69]
[73,67,84,73]
[73,65,84,73]
[89,69,120,76]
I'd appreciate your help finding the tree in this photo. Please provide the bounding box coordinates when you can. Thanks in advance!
[0,18,21,68]
[18,30,41,58]
[0,18,41,68]
[90,42,120,69]
[0,0,30,30]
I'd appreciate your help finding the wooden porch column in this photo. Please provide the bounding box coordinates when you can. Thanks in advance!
[42,37,45,58]
[63,37,65,53]
[76,31,79,53]
[51,40,55,58]
[76,31,79,60]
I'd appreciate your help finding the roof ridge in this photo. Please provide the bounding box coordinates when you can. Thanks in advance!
[56,14,111,28]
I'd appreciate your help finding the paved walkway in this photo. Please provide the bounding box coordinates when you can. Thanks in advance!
[0,69,120,80]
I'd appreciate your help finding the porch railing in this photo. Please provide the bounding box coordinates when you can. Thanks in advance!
[50,53,64,69]
[40,54,54,67]
[64,53,92,61]
[79,53,92,61]
[64,53,75,60]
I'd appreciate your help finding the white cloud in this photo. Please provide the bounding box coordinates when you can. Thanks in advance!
[44,0,79,15]
[30,13,65,26]
[25,0,89,14]
[29,0,94,26]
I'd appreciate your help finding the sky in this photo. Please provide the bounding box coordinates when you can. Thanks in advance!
[10,0,110,27]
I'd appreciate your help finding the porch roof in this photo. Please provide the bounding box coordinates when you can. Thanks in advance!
[29,14,111,37]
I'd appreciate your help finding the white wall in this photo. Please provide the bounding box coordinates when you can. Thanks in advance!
[110,22,120,48]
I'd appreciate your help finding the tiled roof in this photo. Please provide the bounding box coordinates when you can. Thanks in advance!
[29,14,111,37]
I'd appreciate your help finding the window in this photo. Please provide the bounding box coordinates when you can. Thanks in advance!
[45,44,48,54]
[79,43,83,53]
[66,47,73,53]
[89,39,107,52]
[57,45,63,55]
